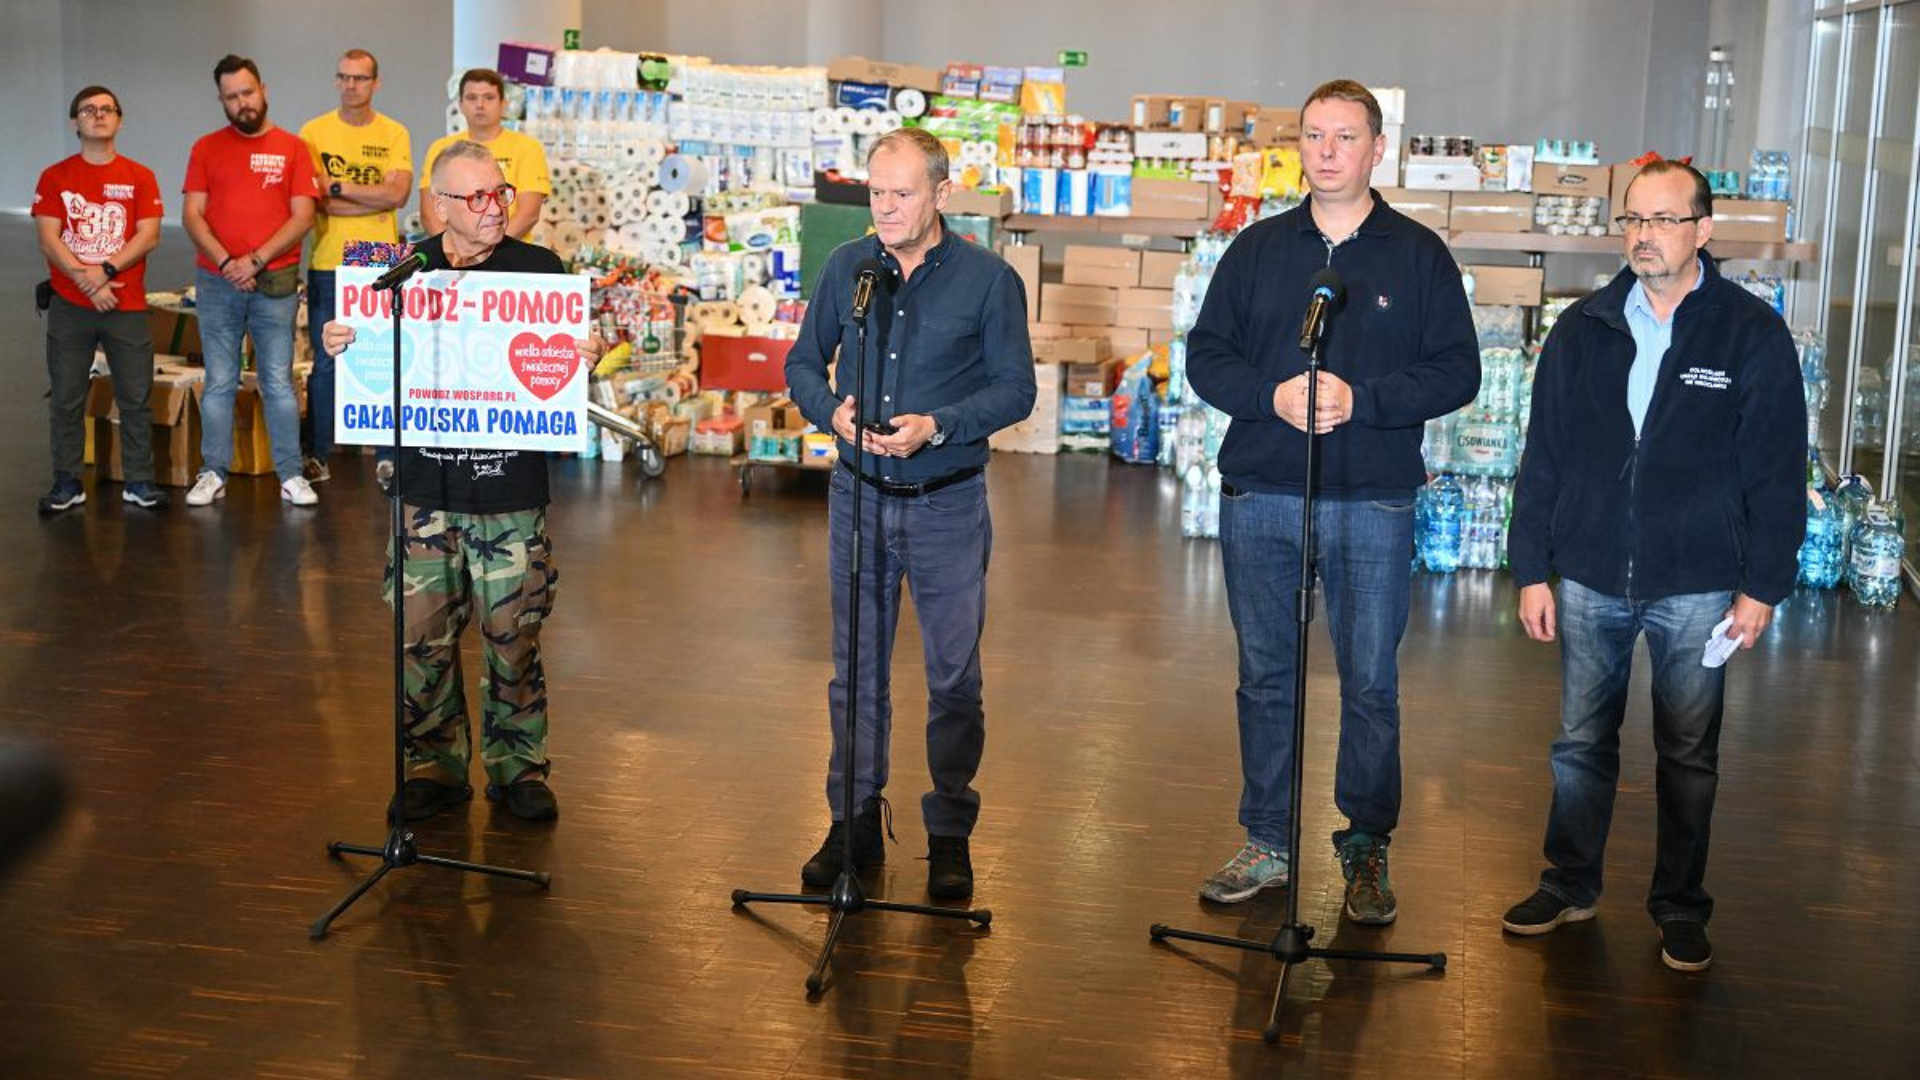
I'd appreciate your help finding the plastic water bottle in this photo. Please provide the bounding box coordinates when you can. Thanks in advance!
[1797,485,1845,589]
[1202,466,1223,539]
[1421,474,1464,573]
[1853,367,1886,449]
[1423,412,1456,474]
[1181,464,1206,538]
[1833,474,1874,563]
[1848,500,1906,609]
[1462,475,1498,569]
[1413,482,1432,572]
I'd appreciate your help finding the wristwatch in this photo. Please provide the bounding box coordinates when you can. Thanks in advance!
[928,419,948,448]
[101,261,120,279]
[329,181,343,198]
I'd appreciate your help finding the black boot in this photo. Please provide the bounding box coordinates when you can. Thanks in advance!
[926,835,974,900]
[800,797,890,886]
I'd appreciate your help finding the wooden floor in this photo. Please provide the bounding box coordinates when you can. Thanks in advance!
[2,217,1917,1080]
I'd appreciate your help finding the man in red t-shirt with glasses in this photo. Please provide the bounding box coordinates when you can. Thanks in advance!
[181,54,318,509]
[32,85,167,513]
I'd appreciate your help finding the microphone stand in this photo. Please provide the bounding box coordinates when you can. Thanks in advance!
[311,264,549,939]
[730,269,991,995]
[1148,306,1444,1041]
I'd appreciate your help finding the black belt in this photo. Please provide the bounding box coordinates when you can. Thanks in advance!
[840,462,984,498]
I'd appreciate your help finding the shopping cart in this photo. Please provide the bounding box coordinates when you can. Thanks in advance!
[586,278,691,480]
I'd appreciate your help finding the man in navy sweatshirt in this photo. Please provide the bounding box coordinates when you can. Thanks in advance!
[1500,160,1805,973]
[1185,80,1479,925]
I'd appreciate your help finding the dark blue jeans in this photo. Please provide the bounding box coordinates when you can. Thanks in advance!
[1539,580,1731,926]
[824,466,993,838]
[1219,489,1415,855]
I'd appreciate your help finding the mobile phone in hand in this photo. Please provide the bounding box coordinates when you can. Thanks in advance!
[862,419,898,436]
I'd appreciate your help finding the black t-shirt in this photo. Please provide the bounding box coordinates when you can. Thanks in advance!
[399,233,571,515]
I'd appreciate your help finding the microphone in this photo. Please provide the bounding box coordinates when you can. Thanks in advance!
[1298,267,1344,353]
[850,256,887,322]
[371,249,432,292]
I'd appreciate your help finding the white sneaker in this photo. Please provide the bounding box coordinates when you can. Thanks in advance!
[281,476,319,506]
[185,471,225,507]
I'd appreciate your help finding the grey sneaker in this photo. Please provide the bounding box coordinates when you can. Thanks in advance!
[1339,835,1398,925]
[303,455,331,483]
[1199,841,1290,903]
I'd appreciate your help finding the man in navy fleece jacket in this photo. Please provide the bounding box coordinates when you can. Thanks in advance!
[1185,80,1478,926]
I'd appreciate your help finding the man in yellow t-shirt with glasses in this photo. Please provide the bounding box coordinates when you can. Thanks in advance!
[419,68,549,241]
[299,47,412,484]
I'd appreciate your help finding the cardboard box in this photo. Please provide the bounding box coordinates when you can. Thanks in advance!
[1377,187,1450,233]
[1131,94,1175,128]
[1607,161,1641,233]
[1064,357,1120,397]
[497,41,556,86]
[1465,265,1544,307]
[148,306,202,361]
[743,397,806,437]
[1709,199,1789,243]
[1114,287,1174,331]
[87,366,205,487]
[1448,192,1534,233]
[945,186,1012,218]
[701,334,795,393]
[1369,87,1408,127]
[1403,157,1483,192]
[1063,245,1142,289]
[1533,162,1611,197]
[691,416,745,456]
[1081,325,1151,357]
[1026,322,1076,340]
[1041,283,1118,326]
[1245,106,1302,147]
[799,431,838,469]
[1128,177,1222,221]
[1031,337,1110,365]
[999,242,1041,323]
[1132,131,1210,160]
[1164,96,1209,132]
[1204,99,1257,135]
[653,416,691,458]
[1138,250,1187,289]
[826,56,941,94]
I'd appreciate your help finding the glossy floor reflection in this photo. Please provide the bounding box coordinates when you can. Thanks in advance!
[1,219,1916,1079]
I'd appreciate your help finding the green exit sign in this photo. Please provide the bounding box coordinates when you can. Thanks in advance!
[1058,49,1089,68]
[562,28,581,50]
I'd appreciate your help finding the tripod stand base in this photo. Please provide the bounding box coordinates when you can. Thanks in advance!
[310,828,551,939]
[1150,920,1444,1042]
[731,872,992,994]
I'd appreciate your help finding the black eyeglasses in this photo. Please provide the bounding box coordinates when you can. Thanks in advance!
[434,183,517,213]
[76,105,121,118]
[1614,214,1703,233]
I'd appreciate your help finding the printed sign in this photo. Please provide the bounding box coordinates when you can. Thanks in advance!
[333,267,590,451]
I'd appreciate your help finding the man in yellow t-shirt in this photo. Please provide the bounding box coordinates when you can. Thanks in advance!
[419,68,549,240]
[299,47,413,481]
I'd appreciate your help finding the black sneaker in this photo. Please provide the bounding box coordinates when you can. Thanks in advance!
[926,835,974,900]
[38,475,85,514]
[388,778,472,823]
[1502,888,1597,935]
[1660,920,1713,971]
[800,797,890,886]
[486,778,559,821]
[121,482,170,509]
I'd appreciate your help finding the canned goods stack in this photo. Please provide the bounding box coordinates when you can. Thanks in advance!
[1535,194,1608,236]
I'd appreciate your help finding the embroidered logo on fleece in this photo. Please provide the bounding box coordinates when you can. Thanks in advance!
[1679,366,1732,390]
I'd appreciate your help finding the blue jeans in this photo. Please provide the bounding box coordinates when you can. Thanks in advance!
[304,269,337,459]
[1219,489,1415,855]
[195,267,302,481]
[1540,580,1731,926]
[824,466,992,838]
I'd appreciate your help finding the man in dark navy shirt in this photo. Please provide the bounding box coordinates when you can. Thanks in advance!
[785,127,1035,900]
[1186,81,1478,924]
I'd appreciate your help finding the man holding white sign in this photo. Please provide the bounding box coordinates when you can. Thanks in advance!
[324,140,598,823]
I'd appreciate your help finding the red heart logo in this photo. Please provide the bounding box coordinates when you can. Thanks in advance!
[508,332,580,401]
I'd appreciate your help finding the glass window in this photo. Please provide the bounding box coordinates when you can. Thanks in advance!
[1829,7,1882,476]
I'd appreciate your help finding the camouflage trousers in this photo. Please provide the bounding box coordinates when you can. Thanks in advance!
[384,505,559,786]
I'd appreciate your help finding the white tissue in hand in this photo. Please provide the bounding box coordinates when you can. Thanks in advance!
[1701,616,1740,668]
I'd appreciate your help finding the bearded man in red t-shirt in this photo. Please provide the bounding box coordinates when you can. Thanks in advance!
[180,54,318,509]
[32,85,168,513]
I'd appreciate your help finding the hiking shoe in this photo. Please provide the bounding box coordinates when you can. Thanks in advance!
[1502,889,1596,935]
[375,459,395,495]
[303,456,331,483]
[37,475,85,514]
[486,778,558,821]
[388,778,472,823]
[281,476,319,506]
[185,470,225,507]
[800,797,890,886]
[1660,920,1713,972]
[1199,841,1290,903]
[926,835,974,900]
[1339,835,1398,925]
[121,482,169,509]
